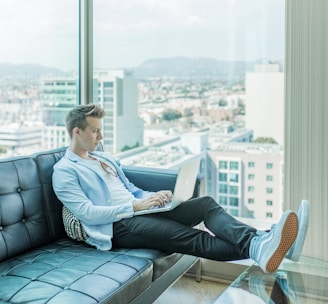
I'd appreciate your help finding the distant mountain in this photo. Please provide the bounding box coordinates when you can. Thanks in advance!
[0,63,69,78]
[0,58,283,81]
[135,57,263,80]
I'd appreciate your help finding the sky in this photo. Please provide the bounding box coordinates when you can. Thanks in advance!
[0,0,285,71]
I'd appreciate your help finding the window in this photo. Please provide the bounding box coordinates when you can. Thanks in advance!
[266,188,273,194]
[219,184,228,194]
[266,175,273,181]
[248,174,255,180]
[247,211,255,218]
[219,161,228,170]
[266,212,273,218]
[248,162,255,168]
[219,196,228,205]
[248,186,255,193]
[230,161,239,170]
[230,197,239,206]
[266,163,273,169]
[229,173,239,183]
[248,198,255,204]
[1,1,287,224]
[229,186,238,195]
[230,210,239,217]
[266,200,273,206]
[0,0,79,157]
[219,173,227,182]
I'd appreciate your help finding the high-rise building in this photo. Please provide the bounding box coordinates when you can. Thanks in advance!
[245,63,284,145]
[94,70,143,153]
[40,78,78,149]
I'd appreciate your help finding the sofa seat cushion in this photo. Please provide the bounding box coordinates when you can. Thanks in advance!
[111,248,183,281]
[0,239,153,304]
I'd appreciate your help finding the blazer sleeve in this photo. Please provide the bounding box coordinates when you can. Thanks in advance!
[52,161,134,225]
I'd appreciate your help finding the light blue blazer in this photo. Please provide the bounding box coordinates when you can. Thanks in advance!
[52,149,152,250]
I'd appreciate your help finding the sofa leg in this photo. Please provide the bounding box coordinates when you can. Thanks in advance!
[195,258,202,282]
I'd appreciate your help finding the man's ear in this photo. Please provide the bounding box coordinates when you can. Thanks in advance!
[73,127,80,135]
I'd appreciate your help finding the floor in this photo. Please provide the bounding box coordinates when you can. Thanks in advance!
[154,255,328,304]
[154,275,228,304]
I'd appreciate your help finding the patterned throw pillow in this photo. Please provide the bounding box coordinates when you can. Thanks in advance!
[62,206,88,241]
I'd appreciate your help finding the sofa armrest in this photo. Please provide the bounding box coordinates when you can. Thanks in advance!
[122,165,204,198]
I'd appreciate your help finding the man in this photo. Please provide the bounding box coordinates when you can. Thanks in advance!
[52,104,309,273]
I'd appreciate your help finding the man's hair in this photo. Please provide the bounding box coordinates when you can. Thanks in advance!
[66,104,105,138]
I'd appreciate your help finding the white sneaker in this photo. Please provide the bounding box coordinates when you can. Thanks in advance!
[249,210,298,273]
[286,200,310,262]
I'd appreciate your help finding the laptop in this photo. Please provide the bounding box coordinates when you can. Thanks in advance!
[134,157,201,216]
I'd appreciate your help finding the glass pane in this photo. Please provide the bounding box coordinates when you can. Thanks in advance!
[219,161,228,170]
[219,196,228,205]
[0,0,79,158]
[219,172,227,182]
[229,173,239,183]
[230,197,239,207]
[230,161,239,170]
[229,185,238,195]
[219,184,228,194]
[94,0,285,221]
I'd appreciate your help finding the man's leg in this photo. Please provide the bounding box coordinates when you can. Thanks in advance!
[157,196,257,258]
[113,215,246,261]
[157,196,299,273]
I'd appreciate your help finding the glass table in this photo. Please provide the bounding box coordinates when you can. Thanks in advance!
[213,258,328,303]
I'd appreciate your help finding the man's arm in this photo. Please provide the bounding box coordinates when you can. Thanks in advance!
[52,162,135,224]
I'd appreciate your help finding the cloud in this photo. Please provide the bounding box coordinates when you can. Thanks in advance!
[187,15,204,25]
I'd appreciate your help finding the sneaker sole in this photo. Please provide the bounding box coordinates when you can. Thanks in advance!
[287,200,310,261]
[266,212,298,273]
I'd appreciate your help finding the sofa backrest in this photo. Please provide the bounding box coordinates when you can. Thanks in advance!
[0,147,66,263]
[34,147,67,240]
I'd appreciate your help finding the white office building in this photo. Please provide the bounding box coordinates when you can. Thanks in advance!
[207,143,283,221]
[94,70,144,153]
[245,63,284,145]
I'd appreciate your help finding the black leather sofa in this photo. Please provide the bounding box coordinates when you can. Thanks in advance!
[0,147,201,304]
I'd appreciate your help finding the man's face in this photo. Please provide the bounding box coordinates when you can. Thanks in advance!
[76,116,103,151]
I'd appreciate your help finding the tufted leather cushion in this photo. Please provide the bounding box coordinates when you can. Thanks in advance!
[112,248,183,281]
[34,147,67,240]
[0,156,51,262]
[0,239,152,304]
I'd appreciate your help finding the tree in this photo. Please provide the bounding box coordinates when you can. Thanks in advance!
[121,142,139,152]
[0,146,7,153]
[254,137,278,144]
[162,109,182,121]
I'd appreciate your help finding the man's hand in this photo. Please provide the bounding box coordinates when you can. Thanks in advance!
[133,190,173,211]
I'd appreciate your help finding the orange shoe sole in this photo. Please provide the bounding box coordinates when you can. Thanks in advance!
[266,212,298,273]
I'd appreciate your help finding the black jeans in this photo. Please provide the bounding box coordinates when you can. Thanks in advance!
[112,196,256,261]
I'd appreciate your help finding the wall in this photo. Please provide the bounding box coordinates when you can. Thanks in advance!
[285,0,328,261]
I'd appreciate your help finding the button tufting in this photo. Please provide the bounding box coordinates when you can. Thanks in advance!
[22,219,26,223]
[0,227,3,231]
[64,286,69,290]
[17,188,21,193]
